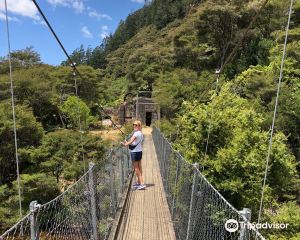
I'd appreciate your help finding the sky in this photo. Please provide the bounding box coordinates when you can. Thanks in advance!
[0,0,146,65]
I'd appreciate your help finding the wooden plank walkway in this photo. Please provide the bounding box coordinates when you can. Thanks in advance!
[117,127,176,240]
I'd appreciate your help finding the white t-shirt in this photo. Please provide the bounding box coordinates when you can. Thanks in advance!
[130,130,143,152]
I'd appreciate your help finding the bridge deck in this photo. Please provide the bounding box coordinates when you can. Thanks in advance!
[117,127,176,240]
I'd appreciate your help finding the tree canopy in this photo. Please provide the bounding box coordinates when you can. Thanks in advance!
[1,0,300,238]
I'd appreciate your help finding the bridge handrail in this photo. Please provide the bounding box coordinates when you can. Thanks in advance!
[152,126,265,240]
[0,146,132,240]
[158,132,239,213]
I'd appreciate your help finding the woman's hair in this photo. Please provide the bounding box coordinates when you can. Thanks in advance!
[133,120,142,128]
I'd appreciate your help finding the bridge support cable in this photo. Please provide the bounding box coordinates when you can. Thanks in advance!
[4,0,23,221]
[186,163,199,240]
[0,147,132,240]
[89,163,99,240]
[196,0,271,103]
[31,0,79,75]
[72,68,87,171]
[202,0,271,165]
[219,0,270,74]
[152,126,265,240]
[203,70,221,163]
[256,0,294,231]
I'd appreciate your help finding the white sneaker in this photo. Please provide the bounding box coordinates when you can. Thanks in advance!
[137,184,146,190]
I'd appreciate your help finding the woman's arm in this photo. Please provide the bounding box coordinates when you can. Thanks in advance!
[122,135,136,146]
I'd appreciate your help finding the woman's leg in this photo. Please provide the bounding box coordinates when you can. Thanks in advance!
[134,162,139,183]
[138,160,142,175]
[137,152,144,185]
[137,160,143,181]
[131,152,139,183]
[133,161,144,185]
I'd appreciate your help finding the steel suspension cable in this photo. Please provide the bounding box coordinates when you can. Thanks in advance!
[203,71,220,160]
[31,0,84,79]
[72,69,86,172]
[202,0,270,161]
[4,0,22,219]
[219,0,270,74]
[256,0,294,229]
[30,0,89,171]
[197,0,270,103]
[32,0,126,136]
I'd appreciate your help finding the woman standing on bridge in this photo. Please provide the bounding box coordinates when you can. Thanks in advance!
[121,120,146,190]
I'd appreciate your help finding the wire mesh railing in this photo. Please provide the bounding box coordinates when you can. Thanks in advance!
[152,126,265,240]
[0,146,132,240]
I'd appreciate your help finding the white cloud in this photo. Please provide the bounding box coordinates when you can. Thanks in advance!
[0,11,19,22]
[100,32,109,39]
[47,0,85,13]
[131,0,145,3]
[88,10,112,20]
[81,26,93,38]
[101,25,108,31]
[47,1,111,20]
[99,25,109,39]
[47,0,67,5]
[34,20,47,26]
[100,25,109,39]
[131,0,152,4]
[0,0,40,20]
[72,1,84,13]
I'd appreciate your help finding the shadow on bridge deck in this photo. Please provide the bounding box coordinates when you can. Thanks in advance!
[116,127,176,240]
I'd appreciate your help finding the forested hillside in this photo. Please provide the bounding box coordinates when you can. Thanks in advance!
[1,0,300,238]
[0,48,107,229]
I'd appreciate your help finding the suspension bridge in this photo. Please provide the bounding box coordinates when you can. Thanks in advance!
[0,127,265,240]
[1,0,295,239]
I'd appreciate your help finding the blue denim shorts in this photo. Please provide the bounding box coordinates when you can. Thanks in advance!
[130,151,142,161]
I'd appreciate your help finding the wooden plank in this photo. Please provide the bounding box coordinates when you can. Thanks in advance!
[116,127,176,240]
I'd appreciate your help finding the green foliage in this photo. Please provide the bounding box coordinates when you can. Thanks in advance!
[31,130,105,181]
[102,0,199,53]
[61,45,86,66]
[19,173,60,207]
[196,2,240,66]
[153,68,200,117]
[155,118,177,140]
[0,64,103,129]
[232,64,276,108]
[265,202,300,240]
[0,173,59,229]
[52,65,101,106]
[0,47,41,74]
[0,65,62,129]
[232,45,300,162]
[60,96,91,129]
[0,103,44,184]
[1,1,300,238]
[176,85,299,216]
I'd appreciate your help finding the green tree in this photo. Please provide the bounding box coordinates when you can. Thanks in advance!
[265,202,300,240]
[153,68,208,117]
[176,85,299,215]
[52,65,101,107]
[0,173,59,229]
[31,130,105,182]
[60,96,91,129]
[88,45,107,69]
[61,45,86,66]
[0,103,44,184]
[0,47,41,74]
[0,65,62,129]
